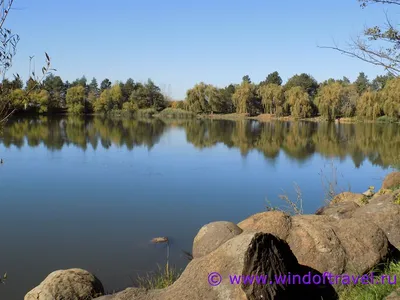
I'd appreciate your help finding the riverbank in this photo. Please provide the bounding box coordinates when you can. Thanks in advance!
[24,172,400,300]
[197,112,400,124]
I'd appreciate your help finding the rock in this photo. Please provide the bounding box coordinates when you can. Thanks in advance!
[352,200,400,249]
[316,201,360,220]
[25,268,104,300]
[239,212,391,276]
[286,215,347,274]
[382,172,400,190]
[100,233,337,300]
[386,288,400,300]
[192,221,243,258]
[331,192,367,206]
[328,218,389,274]
[237,211,291,240]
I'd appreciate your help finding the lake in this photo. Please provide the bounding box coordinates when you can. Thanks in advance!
[0,116,396,298]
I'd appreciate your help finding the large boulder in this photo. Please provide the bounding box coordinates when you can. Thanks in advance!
[237,211,291,240]
[352,200,400,249]
[239,212,390,276]
[98,233,336,300]
[316,201,360,220]
[193,221,243,258]
[25,268,104,300]
[382,172,400,190]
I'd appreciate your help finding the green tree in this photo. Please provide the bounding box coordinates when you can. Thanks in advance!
[261,71,283,86]
[258,83,286,116]
[30,89,50,113]
[93,83,123,113]
[371,74,394,91]
[100,78,112,92]
[89,77,99,96]
[9,89,26,110]
[354,72,370,95]
[43,74,65,109]
[285,86,313,118]
[284,73,319,97]
[242,75,251,84]
[66,85,86,114]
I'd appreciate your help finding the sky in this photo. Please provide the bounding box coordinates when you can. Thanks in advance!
[4,0,398,99]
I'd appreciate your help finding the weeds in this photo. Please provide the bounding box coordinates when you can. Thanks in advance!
[136,264,181,290]
[318,159,348,204]
[266,182,304,215]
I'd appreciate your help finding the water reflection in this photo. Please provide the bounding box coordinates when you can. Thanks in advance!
[1,116,399,169]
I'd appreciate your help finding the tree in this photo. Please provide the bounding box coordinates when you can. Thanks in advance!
[354,72,370,95]
[29,89,50,113]
[186,83,210,113]
[285,86,313,118]
[89,77,99,96]
[371,73,394,91]
[232,79,261,115]
[93,83,123,113]
[66,85,86,114]
[242,75,251,84]
[261,71,283,86]
[100,78,112,92]
[321,0,400,76]
[316,82,358,120]
[258,83,286,116]
[284,73,319,97]
[356,89,382,119]
[43,74,65,109]
[380,77,400,118]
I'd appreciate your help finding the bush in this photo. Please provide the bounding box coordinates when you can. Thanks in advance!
[376,116,398,123]
[135,108,157,118]
[156,108,195,119]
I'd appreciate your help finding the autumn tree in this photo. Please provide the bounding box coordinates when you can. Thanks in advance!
[285,86,313,118]
[380,77,400,118]
[258,83,286,116]
[316,82,358,120]
[232,79,261,115]
[356,89,382,119]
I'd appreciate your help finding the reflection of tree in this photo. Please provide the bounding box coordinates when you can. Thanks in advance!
[1,117,400,169]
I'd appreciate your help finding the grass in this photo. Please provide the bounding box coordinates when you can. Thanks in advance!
[135,108,158,118]
[376,116,399,123]
[339,261,400,300]
[155,108,195,119]
[136,264,181,290]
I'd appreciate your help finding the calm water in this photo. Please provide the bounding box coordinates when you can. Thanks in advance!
[0,116,397,298]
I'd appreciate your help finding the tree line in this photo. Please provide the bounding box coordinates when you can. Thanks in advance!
[182,71,399,121]
[0,71,399,121]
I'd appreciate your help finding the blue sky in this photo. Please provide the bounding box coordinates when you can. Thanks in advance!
[5,0,396,99]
